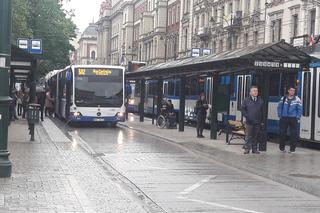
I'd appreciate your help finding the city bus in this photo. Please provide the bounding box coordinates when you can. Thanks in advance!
[46,65,126,126]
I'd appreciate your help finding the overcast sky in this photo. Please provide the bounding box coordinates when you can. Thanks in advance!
[63,0,104,33]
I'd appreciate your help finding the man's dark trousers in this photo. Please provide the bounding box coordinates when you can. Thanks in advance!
[196,114,206,136]
[279,117,298,151]
[245,123,260,151]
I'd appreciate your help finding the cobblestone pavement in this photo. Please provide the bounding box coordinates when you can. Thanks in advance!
[121,114,320,198]
[0,119,147,213]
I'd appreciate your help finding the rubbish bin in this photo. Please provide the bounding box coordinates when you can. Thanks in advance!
[27,104,40,141]
[27,104,40,125]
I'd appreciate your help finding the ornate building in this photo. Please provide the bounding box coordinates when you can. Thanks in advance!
[76,23,98,65]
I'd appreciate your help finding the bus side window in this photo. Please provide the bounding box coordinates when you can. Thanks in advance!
[168,81,175,96]
[303,72,311,117]
[175,80,180,96]
[269,73,281,96]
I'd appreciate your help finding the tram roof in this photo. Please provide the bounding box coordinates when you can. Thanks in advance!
[126,41,311,79]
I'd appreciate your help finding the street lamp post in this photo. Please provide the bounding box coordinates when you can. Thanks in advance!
[0,0,12,177]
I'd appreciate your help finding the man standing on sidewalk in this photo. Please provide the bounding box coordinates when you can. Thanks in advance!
[277,86,302,153]
[195,93,209,138]
[241,86,264,154]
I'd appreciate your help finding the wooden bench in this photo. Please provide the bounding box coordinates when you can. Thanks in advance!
[226,120,246,145]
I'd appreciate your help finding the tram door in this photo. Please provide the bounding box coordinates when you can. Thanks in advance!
[235,75,252,120]
[300,68,320,142]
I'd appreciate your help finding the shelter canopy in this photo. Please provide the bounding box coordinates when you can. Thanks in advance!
[126,41,311,79]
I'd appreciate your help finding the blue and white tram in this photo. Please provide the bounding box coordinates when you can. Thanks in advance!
[46,65,126,125]
[128,62,320,143]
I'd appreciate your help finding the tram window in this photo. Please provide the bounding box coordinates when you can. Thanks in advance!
[303,72,311,117]
[269,73,281,96]
[186,78,198,96]
[175,80,180,96]
[168,81,175,96]
[135,81,141,96]
[237,77,243,110]
[281,73,297,96]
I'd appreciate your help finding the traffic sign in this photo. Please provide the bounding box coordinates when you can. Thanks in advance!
[30,39,42,54]
[17,38,29,51]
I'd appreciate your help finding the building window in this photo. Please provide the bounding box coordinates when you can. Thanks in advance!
[91,51,96,60]
[271,19,282,42]
[235,0,240,11]
[310,9,316,36]
[233,35,238,49]
[255,0,260,11]
[196,15,200,32]
[219,39,223,52]
[244,33,248,47]
[173,6,176,24]
[169,9,172,26]
[229,2,233,15]
[292,15,298,37]
[212,41,216,53]
[254,31,258,45]
[201,13,205,27]
[184,28,188,50]
[246,0,250,13]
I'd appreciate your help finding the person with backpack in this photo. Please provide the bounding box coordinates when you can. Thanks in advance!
[195,93,209,138]
[277,86,302,153]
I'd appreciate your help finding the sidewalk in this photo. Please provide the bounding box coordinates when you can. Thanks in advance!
[0,119,146,213]
[121,114,320,198]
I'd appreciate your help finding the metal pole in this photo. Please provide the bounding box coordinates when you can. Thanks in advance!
[0,0,12,177]
[226,75,234,143]
[139,79,145,122]
[156,79,163,117]
[259,72,269,151]
[210,73,219,140]
[179,77,186,132]
[152,95,155,125]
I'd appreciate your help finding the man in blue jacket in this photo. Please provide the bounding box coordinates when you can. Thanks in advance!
[277,86,302,153]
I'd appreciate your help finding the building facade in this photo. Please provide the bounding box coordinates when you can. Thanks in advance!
[76,23,98,65]
[97,0,320,67]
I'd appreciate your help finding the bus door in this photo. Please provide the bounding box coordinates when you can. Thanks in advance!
[315,68,320,141]
[235,75,252,121]
[300,69,315,141]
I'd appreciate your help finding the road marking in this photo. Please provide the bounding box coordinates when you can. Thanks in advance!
[178,197,264,213]
[178,176,216,195]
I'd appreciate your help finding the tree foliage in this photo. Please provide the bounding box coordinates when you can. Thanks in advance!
[11,0,76,76]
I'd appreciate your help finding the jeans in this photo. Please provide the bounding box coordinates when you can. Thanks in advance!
[279,117,298,151]
[245,123,260,151]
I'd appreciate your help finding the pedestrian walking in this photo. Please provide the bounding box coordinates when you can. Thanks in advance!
[45,89,54,117]
[241,86,264,154]
[36,88,46,121]
[22,90,29,119]
[195,93,209,138]
[17,90,23,116]
[277,86,302,153]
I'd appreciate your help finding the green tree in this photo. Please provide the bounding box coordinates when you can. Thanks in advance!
[11,0,76,76]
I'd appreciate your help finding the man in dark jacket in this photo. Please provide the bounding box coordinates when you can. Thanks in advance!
[241,86,264,154]
[195,93,209,138]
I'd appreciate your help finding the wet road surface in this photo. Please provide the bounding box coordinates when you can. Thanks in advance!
[58,121,320,213]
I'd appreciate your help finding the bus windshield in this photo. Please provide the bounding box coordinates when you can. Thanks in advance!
[74,67,123,107]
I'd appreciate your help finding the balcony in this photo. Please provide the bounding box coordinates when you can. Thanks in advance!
[197,27,211,40]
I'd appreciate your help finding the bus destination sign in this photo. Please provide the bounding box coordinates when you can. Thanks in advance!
[77,68,117,76]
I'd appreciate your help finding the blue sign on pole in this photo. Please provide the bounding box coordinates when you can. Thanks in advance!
[29,39,43,54]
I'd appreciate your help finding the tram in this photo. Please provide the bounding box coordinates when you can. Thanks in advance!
[127,63,320,143]
[46,65,126,125]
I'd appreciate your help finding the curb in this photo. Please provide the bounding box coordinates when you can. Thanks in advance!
[119,122,320,198]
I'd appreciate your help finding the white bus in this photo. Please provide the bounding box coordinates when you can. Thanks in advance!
[45,65,126,126]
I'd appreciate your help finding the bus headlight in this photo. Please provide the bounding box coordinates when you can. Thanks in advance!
[117,112,124,117]
[74,112,82,117]
[129,99,134,105]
